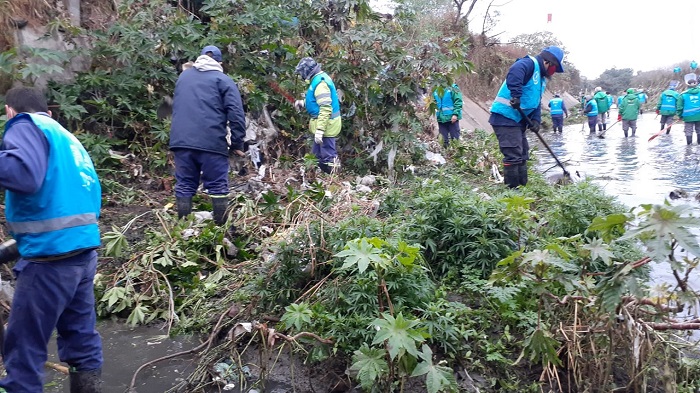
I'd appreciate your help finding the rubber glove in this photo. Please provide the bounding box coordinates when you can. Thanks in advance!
[528,120,540,133]
[314,129,324,144]
[656,109,660,115]
[617,114,622,121]
[294,100,305,112]
[509,97,520,109]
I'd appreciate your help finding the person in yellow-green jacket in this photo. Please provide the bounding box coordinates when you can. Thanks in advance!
[432,83,463,147]
[294,57,342,174]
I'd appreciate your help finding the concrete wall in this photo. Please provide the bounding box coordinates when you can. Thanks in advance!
[458,91,581,132]
[8,1,89,90]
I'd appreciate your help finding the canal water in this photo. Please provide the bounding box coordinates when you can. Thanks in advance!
[531,107,700,331]
[531,109,700,207]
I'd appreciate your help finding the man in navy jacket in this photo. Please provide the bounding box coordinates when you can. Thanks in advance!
[0,87,103,393]
[170,45,246,225]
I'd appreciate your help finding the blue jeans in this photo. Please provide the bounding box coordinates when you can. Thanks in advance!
[173,148,229,197]
[551,115,564,132]
[438,121,460,147]
[312,137,337,173]
[0,250,103,393]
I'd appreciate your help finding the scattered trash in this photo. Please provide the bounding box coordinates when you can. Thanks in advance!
[0,279,13,304]
[193,211,213,224]
[425,151,446,165]
[358,175,376,186]
[181,228,198,240]
[228,322,253,341]
[212,361,252,390]
[355,184,372,193]
[669,189,688,200]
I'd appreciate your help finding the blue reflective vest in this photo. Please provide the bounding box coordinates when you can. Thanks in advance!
[682,92,700,118]
[586,100,598,117]
[659,90,679,114]
[617,96,623,106]
[4,113,101,258]
[433,85,460,121]
[549,98,564,115]
[490,55,545,122]
[607,94,613,107]
[637,93,647,103]
[305,72,340,119]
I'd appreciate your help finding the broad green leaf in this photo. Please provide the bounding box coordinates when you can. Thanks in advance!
[371,313,425,360]
[350,344,388,389]
[335,238,384,273]
[582,238,615,266]
[280,303,313,331]
[411,345,457,393]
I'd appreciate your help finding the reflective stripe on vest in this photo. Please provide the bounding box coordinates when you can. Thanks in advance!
[549,98,563,115]
[8,213,97,234]
[660,91,678,112]
[489,55,545,122]
[587,100,598,116]
[683,93,700,117]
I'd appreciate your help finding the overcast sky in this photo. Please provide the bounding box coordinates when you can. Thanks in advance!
[371,0,700,79]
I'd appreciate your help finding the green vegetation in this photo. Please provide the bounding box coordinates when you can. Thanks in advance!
[1,0,700,392]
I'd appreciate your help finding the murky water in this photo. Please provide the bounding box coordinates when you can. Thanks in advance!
[44,320,200,393]
[531,108,700,207]
[531,108,700,336]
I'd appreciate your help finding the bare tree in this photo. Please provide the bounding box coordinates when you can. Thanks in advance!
[452,0,478,28]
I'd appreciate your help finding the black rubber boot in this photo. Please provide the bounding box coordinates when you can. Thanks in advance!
[211,196,229,225]
[597,124,602,131]
[503,165,519,188]
[518,163,528,186]
[687,135,693,145]
[176,197,192,219]
[318,162,332,174]
[70,368,102,393]
[602,123,607,130]
[666,128,671,135]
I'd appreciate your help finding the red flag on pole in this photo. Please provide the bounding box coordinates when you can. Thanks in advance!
[547,13,552,23]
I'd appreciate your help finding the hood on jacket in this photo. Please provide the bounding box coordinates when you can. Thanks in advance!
[193,55,223,72]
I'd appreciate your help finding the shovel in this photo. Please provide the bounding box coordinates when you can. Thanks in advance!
[596,119,622,139]
[648,119,682,142]
[515,107,571,179]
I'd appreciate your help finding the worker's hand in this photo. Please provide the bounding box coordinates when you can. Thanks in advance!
[656,109,660,115]
[294,100,305,112]
[314,129,324,144]
[528,120,540,133]
[617,114,622,121]
[451,114,458,123]
[510,97,521,110]
[232,149,245,157]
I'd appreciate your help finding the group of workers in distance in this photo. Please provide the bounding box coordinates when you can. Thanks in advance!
[566,74,700,142]
[656,74,700,145]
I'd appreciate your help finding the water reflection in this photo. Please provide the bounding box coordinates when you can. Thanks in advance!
[531,111,700,207]
[530,110,700,341]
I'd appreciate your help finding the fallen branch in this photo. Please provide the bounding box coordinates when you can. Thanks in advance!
[643,322,700,331]
[45,361,69,375]
[126,305,236,392]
